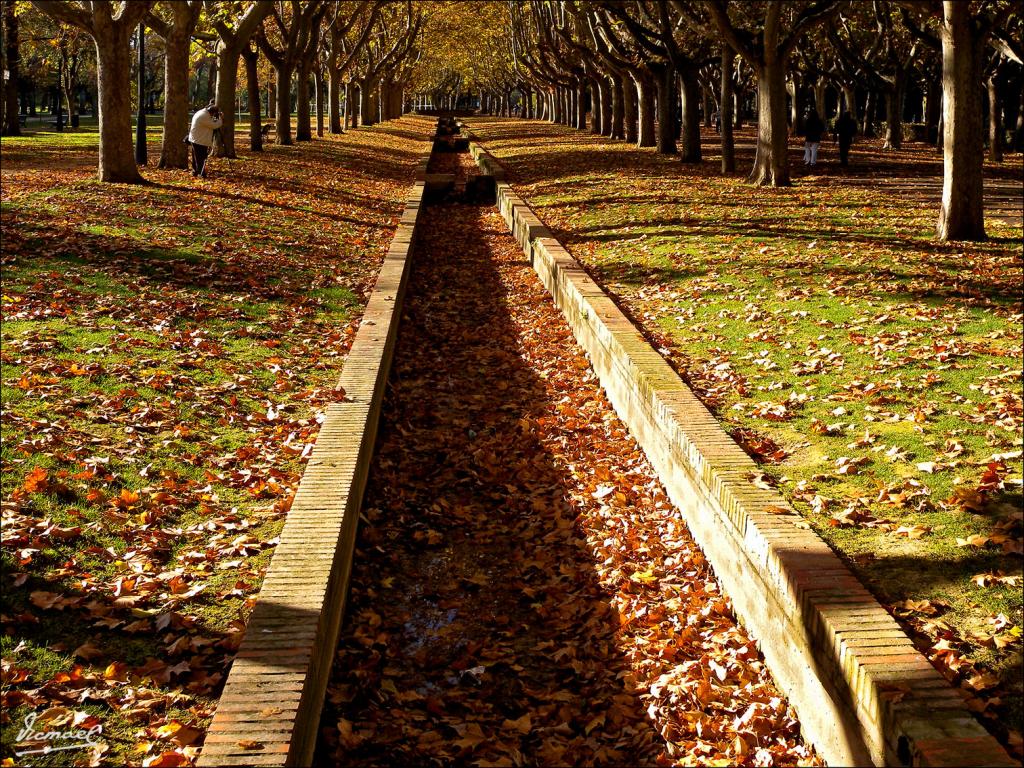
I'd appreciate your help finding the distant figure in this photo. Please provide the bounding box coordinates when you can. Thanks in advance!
[835,110,857,166]
[189,100,222,178]
[712,109,721,134]
[803,108,826,167]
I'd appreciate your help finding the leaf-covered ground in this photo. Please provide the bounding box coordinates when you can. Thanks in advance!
[466,117,1024,756]
[318,183,817,767]
[0,116,432,766]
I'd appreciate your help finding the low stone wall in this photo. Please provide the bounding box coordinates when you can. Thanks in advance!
[470,141,1015,768]
[197,167,427,768]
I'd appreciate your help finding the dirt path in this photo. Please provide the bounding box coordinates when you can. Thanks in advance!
[316,197,815,766]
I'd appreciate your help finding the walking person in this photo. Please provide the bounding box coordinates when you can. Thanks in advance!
[189,100,222,178]
[802,108,826,168]
[835,110,857,166]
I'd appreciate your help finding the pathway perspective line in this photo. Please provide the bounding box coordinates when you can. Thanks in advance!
[318,192,813,765]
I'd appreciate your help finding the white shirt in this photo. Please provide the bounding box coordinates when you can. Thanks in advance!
[189,108,223,147]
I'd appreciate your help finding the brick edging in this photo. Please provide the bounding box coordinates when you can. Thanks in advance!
[467,141,1016,768]
[196,166,427,768]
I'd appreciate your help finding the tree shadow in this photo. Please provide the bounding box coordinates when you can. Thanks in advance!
[317,202,668,765]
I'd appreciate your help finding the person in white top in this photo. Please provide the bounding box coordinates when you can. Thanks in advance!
[188,100,222,178]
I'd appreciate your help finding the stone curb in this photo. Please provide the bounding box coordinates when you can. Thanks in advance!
[196,170,427,768]
[467,141,1016,768]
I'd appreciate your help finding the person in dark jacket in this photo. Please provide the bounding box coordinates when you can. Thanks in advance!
[803,108,826,167]
[835,110,857,166]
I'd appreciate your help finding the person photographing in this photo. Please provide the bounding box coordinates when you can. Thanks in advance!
[188,101,222,178]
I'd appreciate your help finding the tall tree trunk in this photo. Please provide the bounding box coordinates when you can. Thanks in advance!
[814,80,827,117]
[314,68,324,136]
[842,84,856,119]
[623,72,638,143]
[635,72,656,147]
[655,66,677,154]
[609,72,624,138]
[268,80,276,119]
[214,41,242,157]
[883,71,905,150]
[787,73,803,135]
[93,21,143,182]
[2,0,21,136]
[679,67,701,163]
[158,31,191,168]
[62,80,77,127]
[734,83,744,128]
[987,72,1002,162]
[720,46,735,173]
[1013,85,1024,152]
[937,0,985,241]
[206,58,217,104]
[328,66,342,133]
[359,78,374,126]
[861,90,875,136]
[924,76,940,144]
[345,82,354,128]
[750,59,790,186]
[591,78,604,134]
[275,64,292,144]
[295,66,311,141]
[243,44,262,151]
[575,80,587,129]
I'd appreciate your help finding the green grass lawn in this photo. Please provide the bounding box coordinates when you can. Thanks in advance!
[468,116,1024,753]
[1,116,432,765]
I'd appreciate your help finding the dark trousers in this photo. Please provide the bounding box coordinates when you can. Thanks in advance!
[192,143,210,176]
[838,139,852,166]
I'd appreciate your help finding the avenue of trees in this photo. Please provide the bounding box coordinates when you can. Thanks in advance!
[1,1,1021,241]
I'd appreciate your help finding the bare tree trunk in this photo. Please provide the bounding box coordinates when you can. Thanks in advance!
[720,45,735,173]
[861,90,875,136]
[93,20,143,182]
[702,85,714,128]
[314,68,324,137]
[158,30,191,168]
[575,80,586,129]
[883,71,905,150]
[328,66,342,133]
[655,66,677,154]
[359,78,374,126]
[842,84,856,118]
[924,76,940,144]
[987,72,1002,162]
[937,0,985,241]
[679,67,701,162]
[814,79,827,117]
[275,64,292,144]
[609,72,624,138]
[749,59,790,186]
[268,80,276,119]
[635,72,656,147]
[787,73,803,136]
[214,42,242,157]
[2,0,21,136]
[295,66,312,141]
[1014,85,1024,152]
[591,78,604,134]
[243,43,262,152]
[623,72,638,143]
[598,77,606,136]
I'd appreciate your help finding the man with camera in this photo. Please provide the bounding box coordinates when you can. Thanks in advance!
[188,100,223,179]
